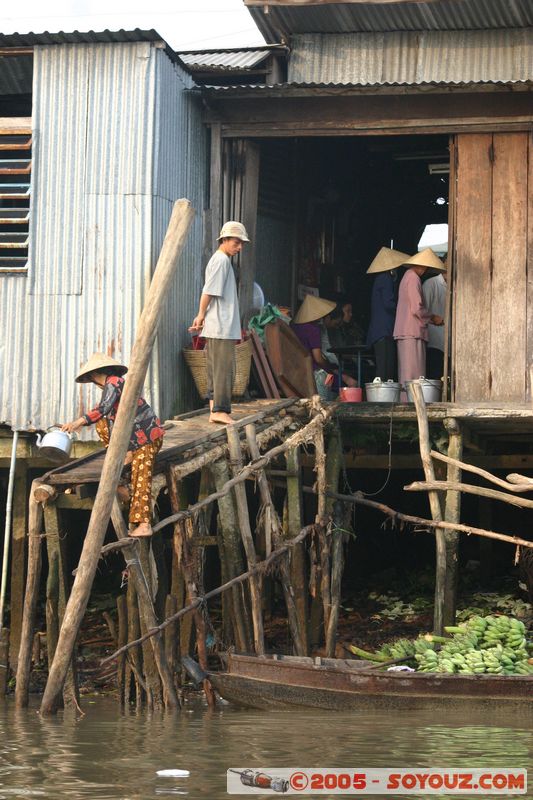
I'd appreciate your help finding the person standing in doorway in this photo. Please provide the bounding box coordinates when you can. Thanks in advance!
[423,267,447,380]
[366,247,409,381]
[189,221,249,424]
[393,248,445,400]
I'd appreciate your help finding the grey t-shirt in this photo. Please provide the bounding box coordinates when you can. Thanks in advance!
[202,250,241,340]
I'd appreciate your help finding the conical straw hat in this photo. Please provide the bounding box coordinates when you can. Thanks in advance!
[367,247,411,274]
[403,247,446,271]
[293,295,337,324]
[75,353,128,383]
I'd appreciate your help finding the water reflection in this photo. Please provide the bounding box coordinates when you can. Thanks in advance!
[0,698,530,799]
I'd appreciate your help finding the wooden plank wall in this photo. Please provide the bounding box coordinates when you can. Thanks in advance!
[454,134,493,402]
[453,132,530,403]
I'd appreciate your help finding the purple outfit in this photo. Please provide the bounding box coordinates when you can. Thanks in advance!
[393,268,432,397]
[291,321,335,372]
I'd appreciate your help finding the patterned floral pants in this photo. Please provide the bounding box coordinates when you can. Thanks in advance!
[95,419,162,526]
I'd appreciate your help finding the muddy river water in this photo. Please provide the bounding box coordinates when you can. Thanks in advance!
[0,696,531,799]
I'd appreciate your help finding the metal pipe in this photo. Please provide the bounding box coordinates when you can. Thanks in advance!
[0,431,19,632]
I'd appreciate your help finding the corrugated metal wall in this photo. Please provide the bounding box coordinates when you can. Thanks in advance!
[289,30,533,85]
[0,41,206,433]
[151,48,207,417]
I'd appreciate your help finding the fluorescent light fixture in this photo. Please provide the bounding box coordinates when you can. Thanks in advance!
[428,163,450,175]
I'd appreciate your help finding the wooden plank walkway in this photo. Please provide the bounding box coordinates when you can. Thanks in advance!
[42,399,297,487]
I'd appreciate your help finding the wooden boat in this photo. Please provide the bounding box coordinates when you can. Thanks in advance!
[207,653,533,716]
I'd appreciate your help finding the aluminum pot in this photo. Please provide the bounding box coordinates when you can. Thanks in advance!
[35,426,73,463]
[365,377,401,403]
[405,377,443,403]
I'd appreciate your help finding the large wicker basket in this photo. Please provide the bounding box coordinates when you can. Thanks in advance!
[183,339,252,400]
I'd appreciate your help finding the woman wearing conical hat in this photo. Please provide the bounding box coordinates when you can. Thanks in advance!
[291,294,358,400]
[392,248,446,400]
[61,353,165,538]
[366,247,409,381]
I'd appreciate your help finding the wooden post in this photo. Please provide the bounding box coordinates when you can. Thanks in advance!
[116,595,128,706]
[324,428,345,658]
[209,457,251,652]
[226,425,265,656]
[168,468,216,707]
[40,199,194,715]
[443,418,463,626]
[238,141,260,325]
[411,381,447,635]
[312,401,331,640]
[109,500,178,710]
[43,503,79,708]
[8,463,28,671]
[284,446,309,654]
[245,423,305,655]
[15,482,44,708]
[125,583,143,706]
[0,630,8,698]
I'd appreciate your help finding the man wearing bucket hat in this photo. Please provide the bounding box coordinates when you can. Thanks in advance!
[393,248,446,401]
[366,247,409,382]
[189,221,249,424]
[61,353,165,537]
[291,294,358,400]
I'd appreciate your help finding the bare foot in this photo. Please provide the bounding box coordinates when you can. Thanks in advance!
[129,522,153,538]
[209,411,233,424]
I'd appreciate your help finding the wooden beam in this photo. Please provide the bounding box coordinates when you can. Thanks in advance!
[411,382,447,636]
[226,425,265,655]
[8,464,27,671]
[443,418,462,627]
[15,483,43,708]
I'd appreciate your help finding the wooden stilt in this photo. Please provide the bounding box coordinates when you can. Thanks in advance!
[209,457,251,652]
[15,482,44,708]
[43,503,79,707]
[109,500,178,710]
[284,446,309,654]
[245,423,305,655]
[138,540,163,711]
[126,582,143,706]
[411,381,447,635]
[226,425,265,655]
[0,630,8,698]
[312,399,331,643]
[324,428,345,658]
[164,595,178,684]
[167,467,215,706]
[8,463,28,672]
[116,594,128,706]
[443,418,463,626]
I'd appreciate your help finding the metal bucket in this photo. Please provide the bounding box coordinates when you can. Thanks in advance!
[405,378,443,403]
[365,378,401,403]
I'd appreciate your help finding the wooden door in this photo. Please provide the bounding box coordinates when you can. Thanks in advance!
[453,132,530,403]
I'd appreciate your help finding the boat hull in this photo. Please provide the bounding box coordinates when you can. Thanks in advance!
[209,654,533,716]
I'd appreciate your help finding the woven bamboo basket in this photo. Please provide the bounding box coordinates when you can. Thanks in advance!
[183,339,252,399]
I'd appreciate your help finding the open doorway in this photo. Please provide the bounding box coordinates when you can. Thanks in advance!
[254,134,450,386]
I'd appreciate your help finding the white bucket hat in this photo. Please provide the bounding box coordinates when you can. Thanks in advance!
[75,353,128,383]
[218,221,250,242]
